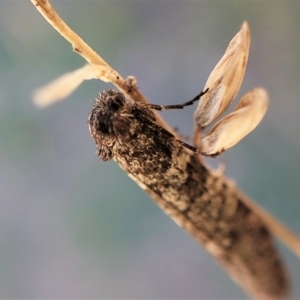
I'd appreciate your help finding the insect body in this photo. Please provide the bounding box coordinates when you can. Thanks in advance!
[88,89,287,300]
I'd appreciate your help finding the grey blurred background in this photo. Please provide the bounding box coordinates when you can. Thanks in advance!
[1,0,300,298]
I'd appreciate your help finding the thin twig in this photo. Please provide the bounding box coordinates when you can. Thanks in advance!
[30,0,175,132]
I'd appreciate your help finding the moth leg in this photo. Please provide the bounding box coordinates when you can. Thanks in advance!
[174,138,198,153]
[147,88,209,111]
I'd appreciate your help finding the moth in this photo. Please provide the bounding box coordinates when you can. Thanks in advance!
[88,89,287,300]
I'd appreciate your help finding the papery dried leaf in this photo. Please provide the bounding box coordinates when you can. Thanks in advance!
[199,88,269,157]
[195,22,250,127]
[33,64,106,107]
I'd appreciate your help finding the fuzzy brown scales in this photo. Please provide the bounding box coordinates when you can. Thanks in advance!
[88,89,288,300]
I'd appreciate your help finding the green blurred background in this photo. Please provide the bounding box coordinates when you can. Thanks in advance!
[1,0,300,298]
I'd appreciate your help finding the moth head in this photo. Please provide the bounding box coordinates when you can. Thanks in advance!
[88,89,133,141]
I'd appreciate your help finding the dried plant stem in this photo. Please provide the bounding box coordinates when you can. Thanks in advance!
[31,0,300,299]
[32,0,107,66]
[31,0,173,132]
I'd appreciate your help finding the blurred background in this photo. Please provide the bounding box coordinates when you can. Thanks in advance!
[1,0,300,298]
